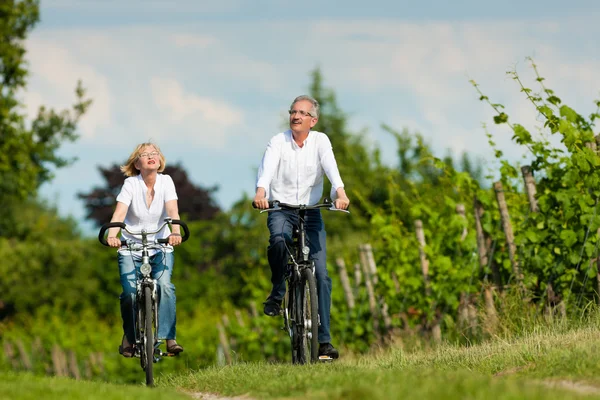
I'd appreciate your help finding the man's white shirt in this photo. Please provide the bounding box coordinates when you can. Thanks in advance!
[256,130,344,205]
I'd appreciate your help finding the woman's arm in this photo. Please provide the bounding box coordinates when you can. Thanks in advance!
[165,199,182,246]
[107,202,129,248]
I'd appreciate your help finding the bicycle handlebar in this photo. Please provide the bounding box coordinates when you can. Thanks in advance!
[98,218,190,247]
[252,199,350,213]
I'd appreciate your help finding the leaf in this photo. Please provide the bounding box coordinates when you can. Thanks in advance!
[493,113,509,124]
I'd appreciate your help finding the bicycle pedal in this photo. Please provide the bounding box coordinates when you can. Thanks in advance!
[163,352,180,357]
[318,355,334,362]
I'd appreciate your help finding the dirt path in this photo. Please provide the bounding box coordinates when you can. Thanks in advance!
[185,391,254,400]
[540,380,600,395]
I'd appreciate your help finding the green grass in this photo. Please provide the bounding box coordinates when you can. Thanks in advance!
[0,371,190,400]
[5,321,600,399]
[161,322,600,399]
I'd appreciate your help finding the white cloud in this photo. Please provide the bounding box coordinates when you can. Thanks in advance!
[23,38,111,139]
[150,77,244,147]
[171,34,217,49]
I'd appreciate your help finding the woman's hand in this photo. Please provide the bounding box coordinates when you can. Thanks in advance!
[168,233,182,246]
[107,237,122,248]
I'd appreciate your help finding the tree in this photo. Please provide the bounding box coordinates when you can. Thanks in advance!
[78,163,221,226]
[0,0,91,236]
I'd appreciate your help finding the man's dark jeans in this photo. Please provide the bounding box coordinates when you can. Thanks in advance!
[266,208,332,343]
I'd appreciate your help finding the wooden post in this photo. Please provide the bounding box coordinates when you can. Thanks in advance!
[456,204,468,241]
[474,197,499,335]
[15,340,32,370]
[521,166,539,213]
[363,244,379,285]
[457,292,469,331]
[474,197,502,290]
[596,249,600,306]
[336,258,355,310]
[217,322,232,365]
[483,285,498,335]
[249,301,258,318]
[3,341,19,369]
[353,263,362,291]
[586,140,597,152]
[361,244,393,334]
[415,220,431,296]
[234,309,246,327]
[455,205,477,334]
[493,181,523,286]
[414,220,440,342]
[359,245,381,341]
[51,345,68,377]
[68,351,81,380]
[391,272,401,294]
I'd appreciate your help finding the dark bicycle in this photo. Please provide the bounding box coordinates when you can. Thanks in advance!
[98,218,189,386]
[255,199,348,364]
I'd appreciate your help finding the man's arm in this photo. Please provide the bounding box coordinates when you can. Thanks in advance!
[319,135,350,210]
[254,137,281,209]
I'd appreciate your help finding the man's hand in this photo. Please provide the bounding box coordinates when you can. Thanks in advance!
[253,187,269,209]
[334,187,350,210]
[168,233,182,246]
[334,196,350,210]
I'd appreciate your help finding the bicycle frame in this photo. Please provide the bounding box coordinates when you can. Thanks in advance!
[256,199,349,363]
[99,218,189,386]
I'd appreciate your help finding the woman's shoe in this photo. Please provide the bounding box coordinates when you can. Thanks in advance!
[166,342,184,354]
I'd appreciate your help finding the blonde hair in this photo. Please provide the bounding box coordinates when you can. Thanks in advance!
[120,142,167,177]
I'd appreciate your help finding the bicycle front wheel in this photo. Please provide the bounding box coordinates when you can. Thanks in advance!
[297,267,319,364]
[143,286,154,386]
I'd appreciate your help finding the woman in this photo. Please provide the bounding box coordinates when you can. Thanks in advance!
[106,142,184,357]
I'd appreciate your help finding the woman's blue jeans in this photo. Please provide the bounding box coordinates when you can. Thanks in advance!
[118,251,177,344]
[266,209,332,344]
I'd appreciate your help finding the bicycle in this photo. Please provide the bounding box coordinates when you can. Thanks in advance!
[98,218,190,386]
[254,199,349,364]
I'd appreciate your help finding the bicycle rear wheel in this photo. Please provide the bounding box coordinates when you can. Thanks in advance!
[143,286,154,386]
[296,267,319,364]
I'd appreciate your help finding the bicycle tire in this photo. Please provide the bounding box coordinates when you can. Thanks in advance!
[143,286,154,386]
[286,281,299,364]
[297,267,319,364]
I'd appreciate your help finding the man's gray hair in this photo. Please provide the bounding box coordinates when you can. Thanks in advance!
[291,95,320,118]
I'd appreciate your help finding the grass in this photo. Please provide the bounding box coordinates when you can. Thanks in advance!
[161,321,600,399]
[0,371,191,400]
[5,317,600,399]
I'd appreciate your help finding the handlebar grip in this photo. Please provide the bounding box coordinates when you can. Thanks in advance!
[157,219,191,244]
[98,222,126,246]
[252,200,278,209]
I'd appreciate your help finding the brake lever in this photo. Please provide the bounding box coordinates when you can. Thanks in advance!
[259,205,282,213]
[328,205,350,213]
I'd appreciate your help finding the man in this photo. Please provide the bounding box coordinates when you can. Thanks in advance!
[253,94,350,360]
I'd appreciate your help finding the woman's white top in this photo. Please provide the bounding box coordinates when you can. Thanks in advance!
[116,174,178,254]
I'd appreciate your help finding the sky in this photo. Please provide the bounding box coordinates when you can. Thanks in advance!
[27,0,600,236]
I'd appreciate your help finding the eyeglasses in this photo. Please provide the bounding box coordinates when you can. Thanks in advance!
[288,109,314,118]
[139,151,160,158]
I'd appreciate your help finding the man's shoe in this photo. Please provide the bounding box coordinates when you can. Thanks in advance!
[319,343,339,359]
[263,298,282,316]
